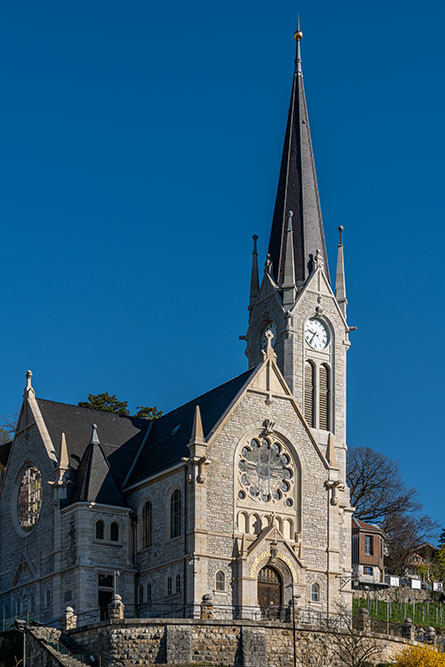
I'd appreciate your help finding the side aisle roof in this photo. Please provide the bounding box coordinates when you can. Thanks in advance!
[125,368,256,487]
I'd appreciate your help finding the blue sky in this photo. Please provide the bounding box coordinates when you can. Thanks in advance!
[0,1,444,528]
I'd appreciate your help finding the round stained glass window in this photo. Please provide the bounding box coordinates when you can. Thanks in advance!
[17,466,42,532]
[239,437,294,505]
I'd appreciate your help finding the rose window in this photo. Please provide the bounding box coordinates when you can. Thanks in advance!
[17,466,43,532]
[238,437,294,505]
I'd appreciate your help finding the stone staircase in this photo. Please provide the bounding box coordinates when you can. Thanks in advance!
[28,625,92,666]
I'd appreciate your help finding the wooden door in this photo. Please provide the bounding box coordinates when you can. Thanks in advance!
[257,566,282,612]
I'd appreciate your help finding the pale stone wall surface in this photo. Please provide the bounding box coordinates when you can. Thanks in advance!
[68,617,418,666]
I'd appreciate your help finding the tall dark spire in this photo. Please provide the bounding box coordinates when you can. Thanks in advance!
[268,26,329,287]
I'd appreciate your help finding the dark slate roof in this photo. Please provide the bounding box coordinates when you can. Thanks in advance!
[126,368,256,487]
[268,58,329,286]
[0,441,12,467]
[37,399,149,490]
[69,435,125,507]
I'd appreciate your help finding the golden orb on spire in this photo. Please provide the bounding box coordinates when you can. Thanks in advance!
[294,30,303,41]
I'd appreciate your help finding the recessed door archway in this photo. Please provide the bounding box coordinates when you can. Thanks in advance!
[257,565,282,611]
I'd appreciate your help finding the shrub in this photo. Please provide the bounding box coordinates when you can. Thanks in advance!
[394,645,445,666]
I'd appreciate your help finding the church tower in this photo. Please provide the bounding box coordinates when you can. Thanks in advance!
[244,27,351,468]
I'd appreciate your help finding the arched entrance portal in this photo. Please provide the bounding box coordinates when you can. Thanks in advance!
[257,566,282,612]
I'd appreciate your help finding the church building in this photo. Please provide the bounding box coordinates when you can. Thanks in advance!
[0,29,354,625]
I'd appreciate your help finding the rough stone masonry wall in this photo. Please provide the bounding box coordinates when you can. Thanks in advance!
[69,618,414,666]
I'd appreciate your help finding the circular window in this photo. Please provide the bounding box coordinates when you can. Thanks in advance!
[17,466,43,532]
[238,437,294,505]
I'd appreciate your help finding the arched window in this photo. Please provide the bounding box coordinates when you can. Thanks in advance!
[167,577,172,596]
[147,583,152,603]
[319,364,330,431]
[143,501,152,548]
[46,589,51,608]
[110,522,119,542]
[96,520,104,540]
[138,585,144,604]
[170,489,182,539]
[304,361,315,427]
[216,571,225,591]
[175,574,181,594]
[311,583,320,602]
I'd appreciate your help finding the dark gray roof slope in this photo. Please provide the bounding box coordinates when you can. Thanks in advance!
[69,434,125,507]
[268,53,329,285]
[126,368,256,487]
[37,399,148,489]
[0,441,12,467]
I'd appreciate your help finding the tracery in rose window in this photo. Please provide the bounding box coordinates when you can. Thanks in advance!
[238,437,294,506]
[17,466,42,532]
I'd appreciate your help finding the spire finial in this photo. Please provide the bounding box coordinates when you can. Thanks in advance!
[90,423,100,446]
[294,19,303,74]
[24,369,35,396]
[338,225,344,246]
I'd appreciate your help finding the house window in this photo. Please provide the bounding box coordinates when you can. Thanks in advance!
[175,574,181,594]
[170,489,182,539]
[319,364,330,431]
[110,522,119,542]
[96,520,104,540]
[311,583,320,602]
[143,501,152,548]
[364,535,373,556]
[167,577,172,596]
[363,566,373,576]
[216,571,225,591]
[304,361,315,427]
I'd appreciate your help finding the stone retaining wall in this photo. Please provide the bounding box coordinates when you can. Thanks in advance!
[69,617,416,666]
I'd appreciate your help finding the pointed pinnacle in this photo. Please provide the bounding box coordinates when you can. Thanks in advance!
[190,405,204,444]
[59,432,69,470]
[326,432,338,468]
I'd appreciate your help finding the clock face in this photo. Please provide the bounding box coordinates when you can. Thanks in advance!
[304,318,329,350]
[261,322,276,350]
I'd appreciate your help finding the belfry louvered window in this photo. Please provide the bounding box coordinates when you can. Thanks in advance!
[304,361,315,427]
[319,364,330,431]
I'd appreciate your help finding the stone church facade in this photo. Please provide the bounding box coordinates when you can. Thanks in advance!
[0,30,354,626]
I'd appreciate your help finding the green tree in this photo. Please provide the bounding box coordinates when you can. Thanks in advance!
[78,393,162,420]
[134,406,162,420]
[439,528,445,547]
[431,545,445,582]
[0,414,16,445]
[78,393,130,416]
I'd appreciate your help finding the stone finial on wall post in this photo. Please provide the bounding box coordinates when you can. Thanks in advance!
[402,617,415,641]
[109,594,124,621]
[201,594,214,619]
[63,606,77,631]
[425,626,436,646]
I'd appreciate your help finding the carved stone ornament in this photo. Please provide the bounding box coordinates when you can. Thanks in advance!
[262,419,275,435]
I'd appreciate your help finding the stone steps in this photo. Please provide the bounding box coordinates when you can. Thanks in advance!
[28,625,91,666]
